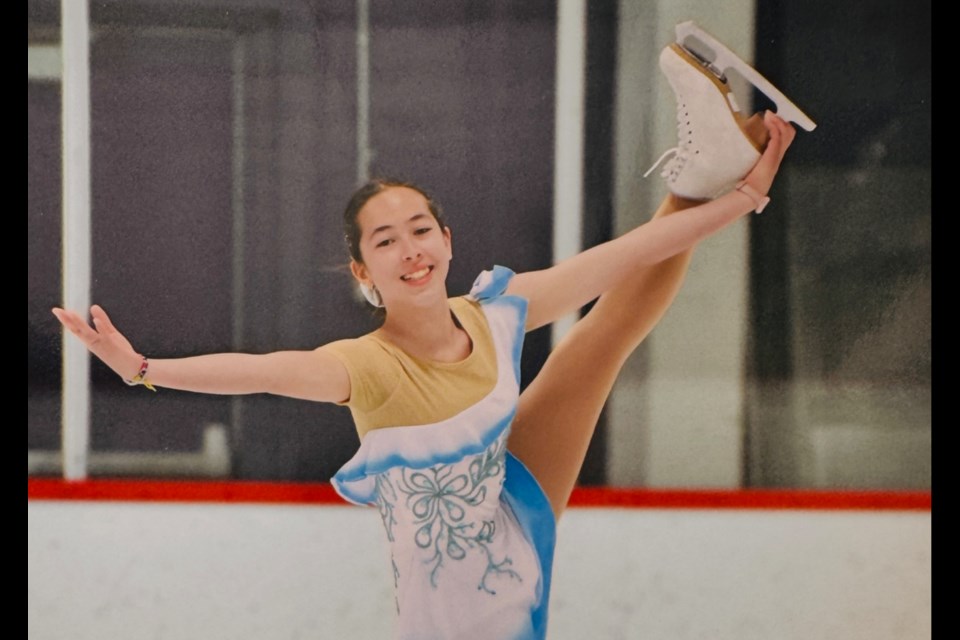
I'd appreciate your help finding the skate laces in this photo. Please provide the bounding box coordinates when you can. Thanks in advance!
[642,147,679,178]
[643,100,693,182]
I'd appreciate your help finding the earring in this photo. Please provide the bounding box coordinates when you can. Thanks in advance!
[359,282,384,307]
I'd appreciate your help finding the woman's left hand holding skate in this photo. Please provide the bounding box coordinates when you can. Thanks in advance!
[743,111,797,196]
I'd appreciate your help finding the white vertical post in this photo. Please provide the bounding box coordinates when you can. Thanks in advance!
[230,37,247,454]
[356,0,371,183]
[608,2,754,488]
[60,0,92,480]
[231,40,246,351]
[551,0,586,346]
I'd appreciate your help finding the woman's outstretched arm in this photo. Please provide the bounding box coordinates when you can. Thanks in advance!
[508,111,795,331]
[52,304,351,403]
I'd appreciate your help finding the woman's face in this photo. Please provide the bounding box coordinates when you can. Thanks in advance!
[351,186,452,308]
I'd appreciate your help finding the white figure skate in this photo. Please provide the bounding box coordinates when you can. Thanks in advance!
[645,21,815,200]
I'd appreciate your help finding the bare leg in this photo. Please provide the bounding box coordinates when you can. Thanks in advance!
[507,193,704,521]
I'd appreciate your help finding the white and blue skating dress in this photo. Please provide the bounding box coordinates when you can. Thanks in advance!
[327,266,556,640]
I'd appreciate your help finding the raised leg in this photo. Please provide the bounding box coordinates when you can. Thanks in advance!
[507,23,785,519]
[508,193,701,521]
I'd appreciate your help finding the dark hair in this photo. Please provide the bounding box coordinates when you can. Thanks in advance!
[343,178,447,263]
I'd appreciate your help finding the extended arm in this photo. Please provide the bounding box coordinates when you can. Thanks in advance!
[52,305,350,403]
[508,111,795,331]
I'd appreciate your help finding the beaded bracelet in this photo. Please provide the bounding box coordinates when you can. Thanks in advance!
[124,356,157,392]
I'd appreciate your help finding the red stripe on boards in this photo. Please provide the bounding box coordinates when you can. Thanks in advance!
[27,478,931,511]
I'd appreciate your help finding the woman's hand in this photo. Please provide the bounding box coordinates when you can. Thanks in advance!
[52,304,352,401]
[743,110,797,196]
[52,305,142,382]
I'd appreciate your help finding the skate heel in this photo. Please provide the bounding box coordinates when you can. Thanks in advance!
[675,20,817,132]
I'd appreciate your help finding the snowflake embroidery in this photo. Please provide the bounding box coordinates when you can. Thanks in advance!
[375,474,398,542]
[376,435,521,595]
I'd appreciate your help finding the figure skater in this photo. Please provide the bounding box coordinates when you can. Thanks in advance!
[53,23,811,640]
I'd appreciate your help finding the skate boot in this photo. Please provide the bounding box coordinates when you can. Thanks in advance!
[645,21,816,200]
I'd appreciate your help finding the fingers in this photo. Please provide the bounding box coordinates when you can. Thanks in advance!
[90,304,118,334]
[52,307,80,333]
[742,111,797,196]
[53,305,117,338]
[763,111,796,159]
[762,115,782,158]
[51,307,100,346]
[757,111,798,169]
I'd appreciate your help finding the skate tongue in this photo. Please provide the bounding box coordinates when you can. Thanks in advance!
[643,147,679,178]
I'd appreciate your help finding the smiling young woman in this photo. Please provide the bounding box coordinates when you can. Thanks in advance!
[52,32,806,639]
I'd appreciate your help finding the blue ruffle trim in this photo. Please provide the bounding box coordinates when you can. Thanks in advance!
[469,265,516,301]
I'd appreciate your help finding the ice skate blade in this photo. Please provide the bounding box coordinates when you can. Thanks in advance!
[675,20,816,132]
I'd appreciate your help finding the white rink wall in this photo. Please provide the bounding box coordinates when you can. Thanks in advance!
[28,501,930,640]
